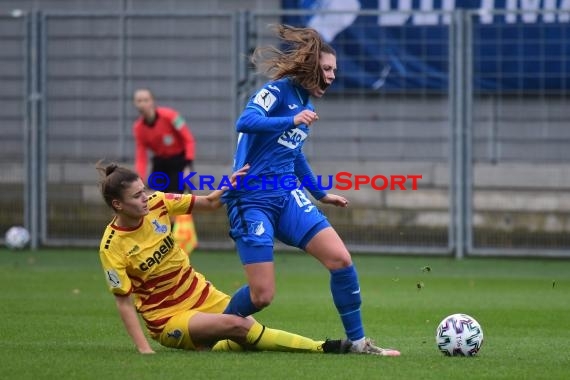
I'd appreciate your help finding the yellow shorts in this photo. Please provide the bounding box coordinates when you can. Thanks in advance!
[156,285,230,350]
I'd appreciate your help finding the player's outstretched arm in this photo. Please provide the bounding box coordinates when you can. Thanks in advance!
[193,164,249,211]
[114,295,155,354]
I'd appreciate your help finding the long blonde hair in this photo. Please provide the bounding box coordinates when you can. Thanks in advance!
[252,24,336,92]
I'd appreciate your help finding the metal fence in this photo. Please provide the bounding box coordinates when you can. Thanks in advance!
[1,9,569,258]
[464,10,570,257]
[249,10,454,255]
[0,11,29,240]
[39,11,237,247]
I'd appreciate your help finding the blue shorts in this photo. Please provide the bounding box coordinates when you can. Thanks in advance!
[226,189,331,264]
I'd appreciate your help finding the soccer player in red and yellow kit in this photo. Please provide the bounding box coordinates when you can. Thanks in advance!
[132,88,195,192]
[96,162,350,354]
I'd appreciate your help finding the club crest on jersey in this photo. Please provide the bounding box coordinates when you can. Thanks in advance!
[253,88,277,112]
[151,219,168,234]
[167,329,183,340]
[162,134,174,146]
[249,221,265,236]
[277,127,307,149]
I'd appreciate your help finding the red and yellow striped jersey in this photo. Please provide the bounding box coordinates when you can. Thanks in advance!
[98,192,210,336]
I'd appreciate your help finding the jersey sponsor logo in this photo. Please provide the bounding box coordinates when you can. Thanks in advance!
[106,269,121,288]
[253,88,277,112]
[288,104,299,110]
[165,193,182,201]
[139,234,175,271]
[277,127,308,149]
[267,84,280,92]
[126,245,140,256]
[152,219,168,234]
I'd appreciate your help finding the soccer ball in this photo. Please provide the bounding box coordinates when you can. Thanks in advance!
[4,226,31,250]
[435,313,484,356]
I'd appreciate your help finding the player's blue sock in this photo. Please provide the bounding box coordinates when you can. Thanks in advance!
[223,284,260,317]
[330,265,365,342]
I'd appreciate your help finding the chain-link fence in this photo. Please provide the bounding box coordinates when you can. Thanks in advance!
[250,10,454,254]
[0,10,29,246]
[38,11,236,246]
[466,9,570,256]
[2,7,569,257]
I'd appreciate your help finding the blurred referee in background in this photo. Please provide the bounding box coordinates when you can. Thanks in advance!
[132,88,198,252]
[132,88,195,192]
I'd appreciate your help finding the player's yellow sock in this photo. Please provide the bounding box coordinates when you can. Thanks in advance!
[211,339,244,352]
[246,321,324,353]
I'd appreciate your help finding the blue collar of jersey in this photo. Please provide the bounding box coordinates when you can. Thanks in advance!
[290,78,310,106]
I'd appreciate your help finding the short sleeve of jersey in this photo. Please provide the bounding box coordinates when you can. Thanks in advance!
[99,236,132,296]
[162,192,195,215]
[250,82,282,115]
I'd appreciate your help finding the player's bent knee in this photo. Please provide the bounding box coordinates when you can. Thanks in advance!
[337,255,353,268]
[322,254,353,270]
[250,292,273,309]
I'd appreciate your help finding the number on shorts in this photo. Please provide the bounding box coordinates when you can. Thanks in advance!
[291,189,312,208]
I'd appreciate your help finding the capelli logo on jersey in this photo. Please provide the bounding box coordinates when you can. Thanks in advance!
[277,127,307,149]
[138,234,175,272]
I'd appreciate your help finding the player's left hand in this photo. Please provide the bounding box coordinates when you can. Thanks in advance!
[137,347,156,354]
[319,194,348,208]
[293,110,319,126]
[226,164,250,189]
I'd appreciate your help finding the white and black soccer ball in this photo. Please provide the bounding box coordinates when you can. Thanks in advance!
[4,226,31,250]
[436,313,484,356]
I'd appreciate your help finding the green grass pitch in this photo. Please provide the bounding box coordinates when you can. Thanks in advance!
[1,248,569,379]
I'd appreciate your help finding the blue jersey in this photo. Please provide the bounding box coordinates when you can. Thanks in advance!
[225,77,326,201]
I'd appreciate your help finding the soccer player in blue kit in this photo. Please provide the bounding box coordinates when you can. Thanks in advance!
[222,24,400,356]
